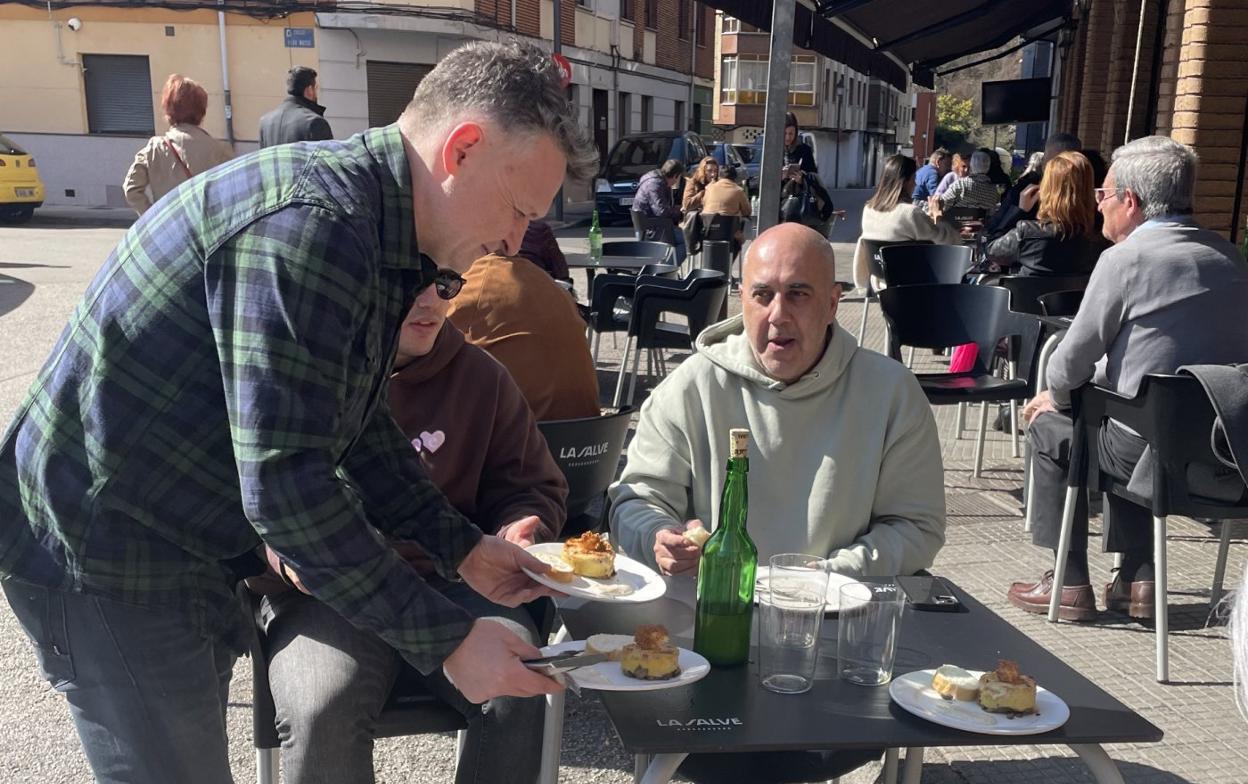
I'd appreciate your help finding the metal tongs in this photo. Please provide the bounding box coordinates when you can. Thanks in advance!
[522,651,609,696]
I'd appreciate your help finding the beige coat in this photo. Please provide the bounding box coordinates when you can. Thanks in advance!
[701,178,751,217]
[123,124,233,214]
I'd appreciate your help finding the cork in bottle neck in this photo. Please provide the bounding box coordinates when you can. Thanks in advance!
[728,428,750,459]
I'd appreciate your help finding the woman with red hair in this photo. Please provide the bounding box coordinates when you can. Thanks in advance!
[123,74,233,215]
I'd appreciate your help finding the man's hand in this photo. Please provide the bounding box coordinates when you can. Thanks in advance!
[1023,389,1058,425]
[458,535,562,607]
[654,520,706,576]
[442,619,564,704]
[927,197,944,221]
[1019,184,1041,213]
[496,515,544,549]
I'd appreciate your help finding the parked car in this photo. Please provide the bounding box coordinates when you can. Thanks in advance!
[0,133,45,224]
[730,142,762,198]
[594,131,709,224]
[708,142,758,198]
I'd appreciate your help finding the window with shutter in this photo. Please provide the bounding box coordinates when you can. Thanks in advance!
[83,54,155,135]
[367,61,433,128]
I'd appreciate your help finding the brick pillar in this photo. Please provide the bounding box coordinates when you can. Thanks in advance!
[1058,9,1089,135]
[1077,0,1116,147]
[1153,0,1187,136]
[1170,0,1248,237]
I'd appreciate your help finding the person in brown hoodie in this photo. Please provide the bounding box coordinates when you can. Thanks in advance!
[257,282,568,784]
[449,252,601,421]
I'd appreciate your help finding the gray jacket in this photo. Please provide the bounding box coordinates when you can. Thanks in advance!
[1047,218,1248,406]
[258,96,333,149]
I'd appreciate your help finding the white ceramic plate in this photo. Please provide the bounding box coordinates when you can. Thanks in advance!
[889,668,1070,736]
[524,543,666,603]
[755,568,857,613]
[540,640,710,692]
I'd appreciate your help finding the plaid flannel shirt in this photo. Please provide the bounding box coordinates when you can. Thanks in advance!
[0,125,483,673]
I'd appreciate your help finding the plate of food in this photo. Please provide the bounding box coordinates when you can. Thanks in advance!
[889,660,1070,736]
[539,625,710,691]
[755,567,856,612]
[524,534,665,603]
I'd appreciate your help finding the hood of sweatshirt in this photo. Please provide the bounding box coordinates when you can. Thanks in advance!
[391,321,466,385]
[694,314,859,400]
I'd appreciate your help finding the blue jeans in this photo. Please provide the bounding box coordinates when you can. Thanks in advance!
[2,580,237,784]
[261,582,545,784]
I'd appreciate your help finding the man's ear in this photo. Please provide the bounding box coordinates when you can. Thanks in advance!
[441,121,486,177]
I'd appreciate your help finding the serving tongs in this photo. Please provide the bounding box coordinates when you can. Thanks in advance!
[522,651,609,696]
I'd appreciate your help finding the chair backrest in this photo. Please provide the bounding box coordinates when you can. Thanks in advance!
[1038,289,1086,317]
[632,272,729,347]
[700,214,741,243]
[877,283,1041,380]
[630,210,676,244]
[879,244,972,287]
[858,239,933,287]
[639,263,680,278]
[1072,375,1248,518]
[945,206,988,223]
[538,407,633,519]
[602,240,673,261]
[996,275,1091,316]
[699,240,733,278]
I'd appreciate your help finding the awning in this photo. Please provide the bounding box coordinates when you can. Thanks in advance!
[709,0,1074,89]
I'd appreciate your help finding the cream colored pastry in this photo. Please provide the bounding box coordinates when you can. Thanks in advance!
[931,665,980,701]
[620,624,680,681]
[561,532,616,578]
[585,634,633,661]
[977,660,1037,715]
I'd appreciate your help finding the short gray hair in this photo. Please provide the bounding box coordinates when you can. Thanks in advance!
[968,150,992,175]
[1110,135,1198,219]
[400,40,599,181]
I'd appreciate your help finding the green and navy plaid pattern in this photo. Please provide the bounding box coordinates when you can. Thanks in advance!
[0,125,482,672]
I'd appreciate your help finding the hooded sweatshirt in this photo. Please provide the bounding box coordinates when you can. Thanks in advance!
[608,317,945,577]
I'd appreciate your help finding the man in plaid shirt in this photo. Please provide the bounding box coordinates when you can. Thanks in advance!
[0,41,597,783]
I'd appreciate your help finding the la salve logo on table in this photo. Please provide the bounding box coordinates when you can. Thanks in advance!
[656,717,744,732]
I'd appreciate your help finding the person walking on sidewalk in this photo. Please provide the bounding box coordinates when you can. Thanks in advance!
[259,66,333,148]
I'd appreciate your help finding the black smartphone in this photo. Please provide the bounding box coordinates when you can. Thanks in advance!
[897,575,963,612]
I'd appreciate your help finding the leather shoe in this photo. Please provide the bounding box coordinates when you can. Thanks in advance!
[1007,571,1097,621]
[1104,574,1155,619]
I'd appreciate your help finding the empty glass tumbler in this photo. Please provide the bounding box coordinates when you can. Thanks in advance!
[837,581,904,686]
[759,554,829,694]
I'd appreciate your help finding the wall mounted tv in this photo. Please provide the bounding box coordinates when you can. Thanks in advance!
[981,78,1052,125]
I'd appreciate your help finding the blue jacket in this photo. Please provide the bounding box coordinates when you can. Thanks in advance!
[633,170,681,220]
[912,163,941,202]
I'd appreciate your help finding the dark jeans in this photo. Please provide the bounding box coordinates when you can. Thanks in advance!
[261,582,544,784]
[1028,412,1151,556]
[2,581,237,784]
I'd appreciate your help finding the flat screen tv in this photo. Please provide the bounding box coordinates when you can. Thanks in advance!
[981,78,1051,125]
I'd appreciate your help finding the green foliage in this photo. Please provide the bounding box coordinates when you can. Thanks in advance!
[937,94,975,137]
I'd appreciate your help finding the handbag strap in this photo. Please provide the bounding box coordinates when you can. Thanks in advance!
[163,138,194,180]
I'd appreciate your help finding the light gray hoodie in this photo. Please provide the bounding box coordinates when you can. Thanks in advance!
[609,316,946,577]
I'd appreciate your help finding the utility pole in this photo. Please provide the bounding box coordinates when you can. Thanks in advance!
[553,0,564,222]
[756,0,796,234]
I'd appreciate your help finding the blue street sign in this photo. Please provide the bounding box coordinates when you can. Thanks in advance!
[284,28,315,48]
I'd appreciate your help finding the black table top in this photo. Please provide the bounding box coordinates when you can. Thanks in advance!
[558,578,1162,755]
[565,253,669,270]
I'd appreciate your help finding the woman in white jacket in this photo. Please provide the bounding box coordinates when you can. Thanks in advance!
[852,153,962,290]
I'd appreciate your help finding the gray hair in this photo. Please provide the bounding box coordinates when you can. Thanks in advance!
[969,150,992,175]
[1110,135,1198,219]
[400,40,599,182]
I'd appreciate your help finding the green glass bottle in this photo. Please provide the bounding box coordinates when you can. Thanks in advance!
[694,428,758,667]
[588,208,604,261]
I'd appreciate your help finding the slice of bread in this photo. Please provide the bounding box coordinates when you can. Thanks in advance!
[931,664,980,701]
[585,633,634,661]
[683,526,711,547]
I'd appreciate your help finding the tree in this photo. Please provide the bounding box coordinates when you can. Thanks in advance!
[936,94,975,150]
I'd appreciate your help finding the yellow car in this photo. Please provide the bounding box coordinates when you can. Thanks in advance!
[0,132,45,224]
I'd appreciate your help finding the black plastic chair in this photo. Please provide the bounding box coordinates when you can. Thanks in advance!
[612,270,729,407]
[602,240,674,262]
[1038,289,1086,317]
[697,215,742,318]
[878,244,972,287]
[586,264,678,366]
[854,239,932,349]
[1051,376,1248,683]
[996,275,1091,316]
[630,210,677,244]
[245,587,555,783]
[878,283,1042,477]
[945,206,988,224]
[538,407,633,538]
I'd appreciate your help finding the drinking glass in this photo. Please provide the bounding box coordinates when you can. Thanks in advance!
[837,581,904,686]
[759,554,828,694]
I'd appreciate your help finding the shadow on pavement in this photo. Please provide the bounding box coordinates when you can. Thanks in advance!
[0,273,35,318]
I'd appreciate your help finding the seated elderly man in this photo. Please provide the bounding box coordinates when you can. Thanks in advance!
[449,251,601,421]
[257,281,568,784]
[931,148,1000,217]
[609,222,944,782]
[1011,135,1248,621]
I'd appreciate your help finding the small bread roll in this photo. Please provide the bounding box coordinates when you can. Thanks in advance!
[683,526,711,547]
[544,560,575,583]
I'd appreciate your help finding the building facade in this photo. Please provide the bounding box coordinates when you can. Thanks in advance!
[711,12,911,188]
[0,0,715,211]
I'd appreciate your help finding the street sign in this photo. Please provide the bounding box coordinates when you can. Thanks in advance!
[284,28,315,48]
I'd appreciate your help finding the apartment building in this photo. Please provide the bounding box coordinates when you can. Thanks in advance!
[711,12,911,188]
[0,0,714,210]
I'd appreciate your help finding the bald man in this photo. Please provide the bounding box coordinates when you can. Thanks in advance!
[610,223,945,578]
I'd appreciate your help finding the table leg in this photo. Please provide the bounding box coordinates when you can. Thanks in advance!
[881,747,900,784]
[1069,744,1126,784]
[538,689,566,784]
[900,747,924,784]
[638,753,688,784]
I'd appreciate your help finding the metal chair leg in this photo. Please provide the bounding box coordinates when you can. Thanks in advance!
[626,340,643,406]
[905,345,915,369]
[1023,458,1035,532]
[1048,486,1081,622]
[1211,519,1234,609]
[1008,360,1020,458]
[957,402,967,439]
[973,401,989,478]
[901,747,924,784]
[257,748,279,784]
[592,331,602,366]
[881,747,899,784]
[857,297,870,347]
[612,336,633,408]
[1154,515,1169,683]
